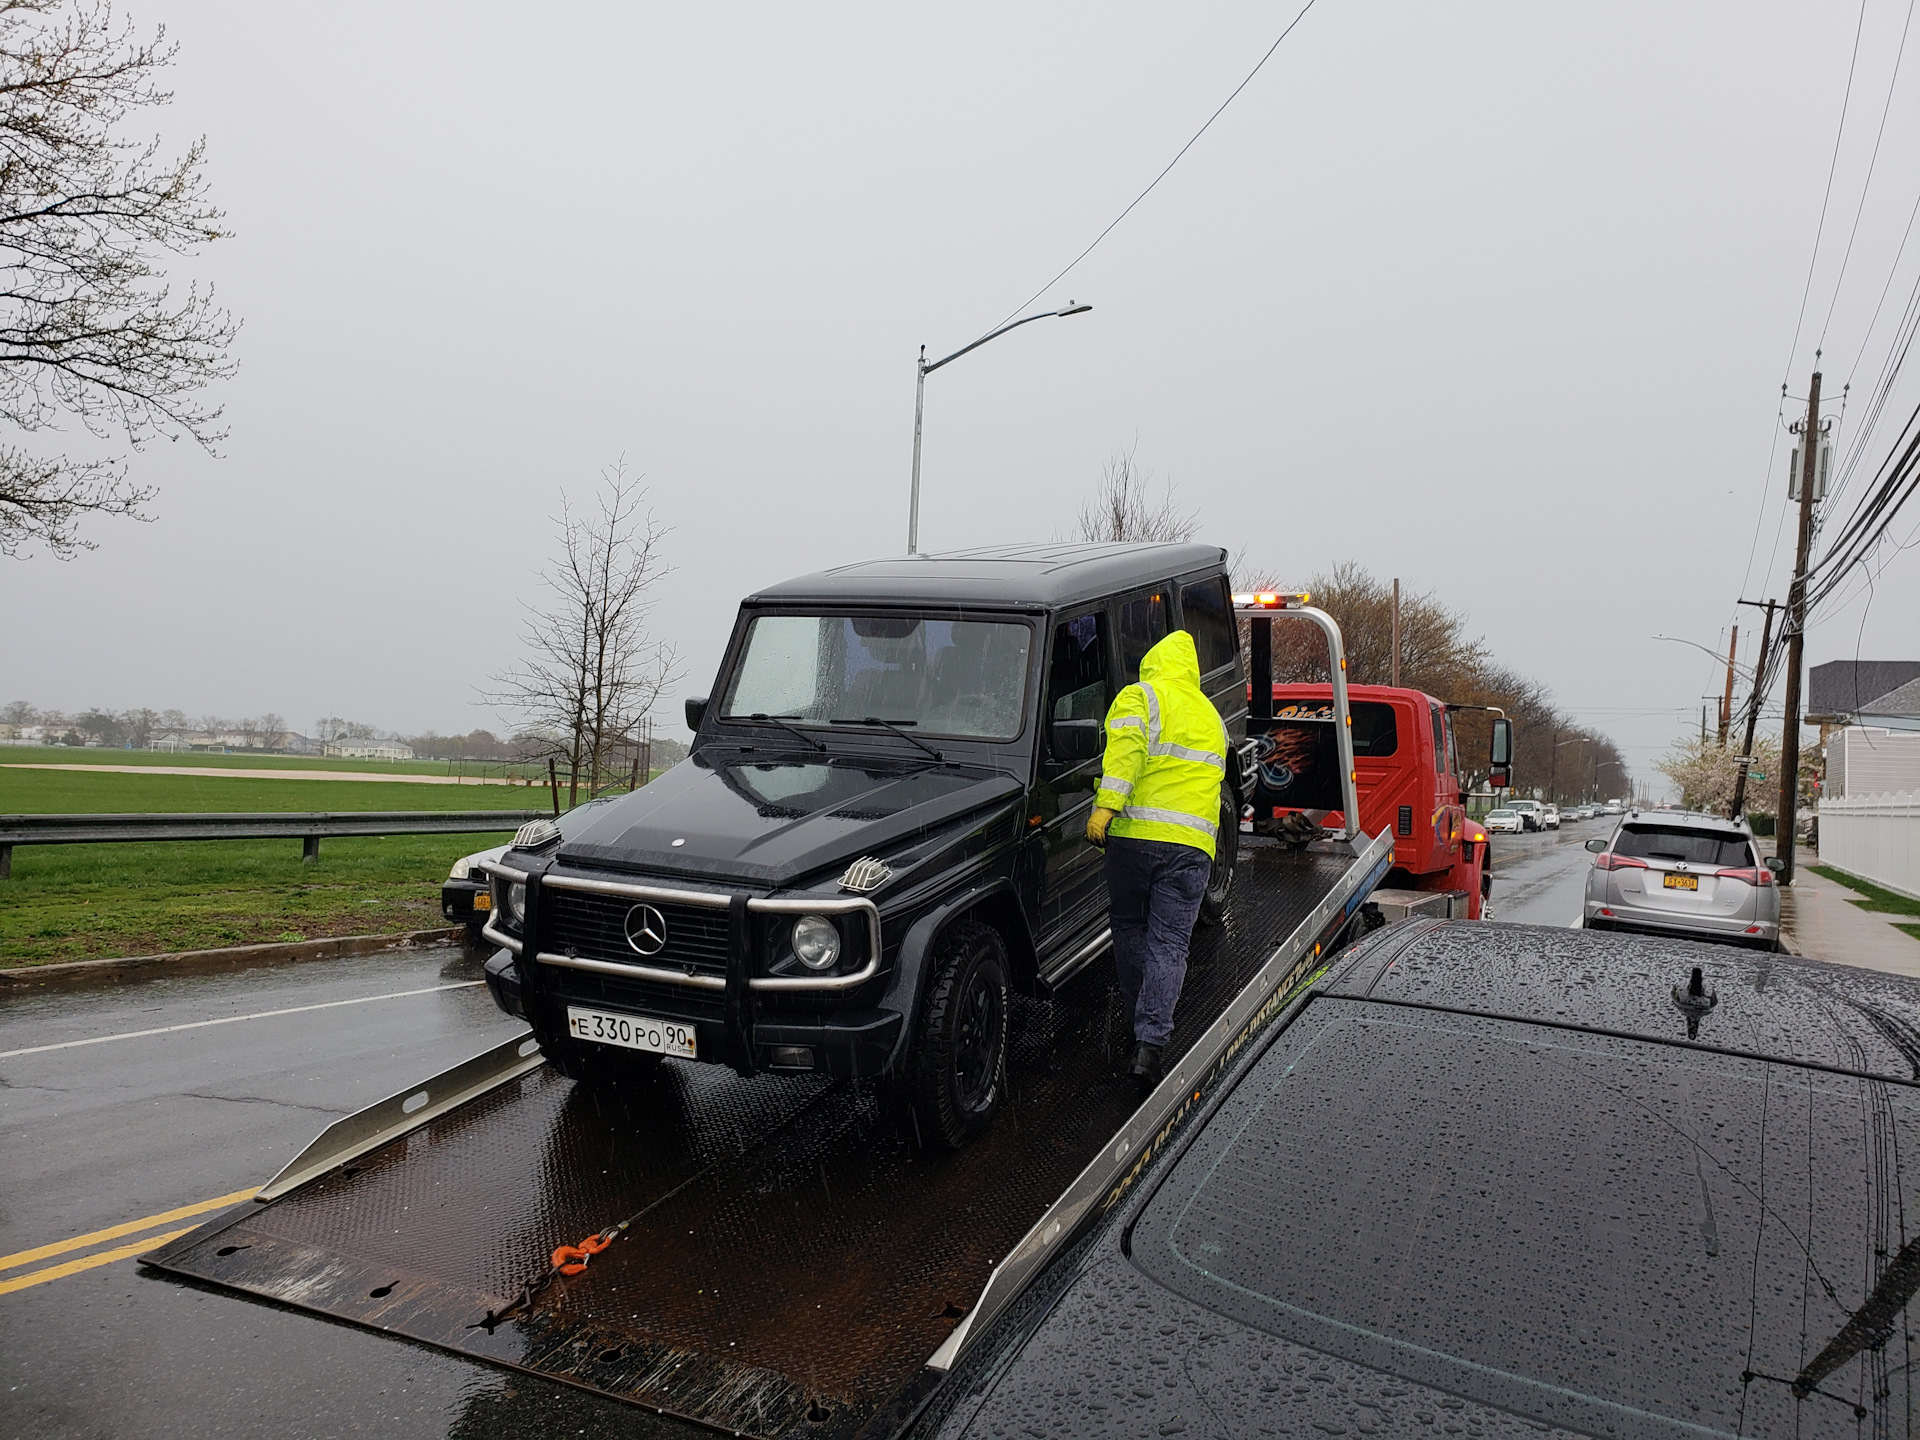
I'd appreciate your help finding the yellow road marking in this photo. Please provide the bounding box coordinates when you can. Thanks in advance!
[0,1227,198,1296]
[0,1188,257,1273]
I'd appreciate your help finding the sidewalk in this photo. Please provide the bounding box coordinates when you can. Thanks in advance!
[1777,846,1920,977]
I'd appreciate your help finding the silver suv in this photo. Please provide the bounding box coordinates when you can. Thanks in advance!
[1583,810,1782,950]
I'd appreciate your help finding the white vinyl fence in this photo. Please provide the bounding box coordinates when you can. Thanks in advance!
[1819,790,1920,900]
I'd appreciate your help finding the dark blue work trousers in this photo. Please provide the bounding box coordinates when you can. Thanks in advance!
[1104,834,1212,1047]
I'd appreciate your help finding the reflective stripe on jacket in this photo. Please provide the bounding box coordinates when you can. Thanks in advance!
[1095,630,1230,859]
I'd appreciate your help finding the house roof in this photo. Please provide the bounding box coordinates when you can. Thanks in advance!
[1860,676,1920,718]
[1806,659,1920,720]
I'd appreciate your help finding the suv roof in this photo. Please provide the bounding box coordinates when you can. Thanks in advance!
[1622,807,1751,833]
[747,541,1229,610]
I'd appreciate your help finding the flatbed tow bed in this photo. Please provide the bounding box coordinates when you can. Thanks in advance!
[142,835,1388,1439]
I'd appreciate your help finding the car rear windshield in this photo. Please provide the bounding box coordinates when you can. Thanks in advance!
[721,613,1033,740]
[1130,998,1920,1440]
[1614,824,1754,867]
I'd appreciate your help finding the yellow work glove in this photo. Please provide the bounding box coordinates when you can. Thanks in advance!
[1087,807,1117,847]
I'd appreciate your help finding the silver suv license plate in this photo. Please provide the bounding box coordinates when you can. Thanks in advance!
[566,1005,696,1058]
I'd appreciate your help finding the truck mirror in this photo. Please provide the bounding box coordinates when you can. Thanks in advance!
[1050,719,1104,764]
[684,696,709,732]
[1490,717,1513,767]
[1584,838,1606,853]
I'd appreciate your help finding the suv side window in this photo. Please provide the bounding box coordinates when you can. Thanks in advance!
[1048,612,1110,723]
[1179,576,1237,676]
[1115,589,1169,682]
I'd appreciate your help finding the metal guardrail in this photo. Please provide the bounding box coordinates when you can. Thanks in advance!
[0,810,545,876]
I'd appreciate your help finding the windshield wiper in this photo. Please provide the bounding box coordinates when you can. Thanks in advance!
[746,713,827,753]
[831,716,945,764]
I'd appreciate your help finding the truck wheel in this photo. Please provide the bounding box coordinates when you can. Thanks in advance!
[537,1026,665,1086]
[1197,793,1237,928]
[905,921,1009,1150]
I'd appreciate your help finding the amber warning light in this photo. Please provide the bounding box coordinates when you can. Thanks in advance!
[1232,591,1311,609]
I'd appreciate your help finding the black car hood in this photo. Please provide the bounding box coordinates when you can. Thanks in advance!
[551,752,1024,889]
[943,1249,1587,1440]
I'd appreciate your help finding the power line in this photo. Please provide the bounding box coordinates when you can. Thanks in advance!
[1819,0,1916,350]
[990,0,1319,332]
[1779,0,1868,383]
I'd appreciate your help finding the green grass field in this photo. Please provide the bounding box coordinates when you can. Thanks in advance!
[1,743,549,781]
[0,765,545,965]
[1808,863,1920,918]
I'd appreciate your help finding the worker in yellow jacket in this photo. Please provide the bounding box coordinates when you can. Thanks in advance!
[1086,630,1229,1092]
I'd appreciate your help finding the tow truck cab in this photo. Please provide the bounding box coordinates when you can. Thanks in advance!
[478,541,1247,1149]
[1250,683,1503,919]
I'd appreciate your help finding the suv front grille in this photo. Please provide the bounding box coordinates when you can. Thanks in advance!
[543,889,731,976]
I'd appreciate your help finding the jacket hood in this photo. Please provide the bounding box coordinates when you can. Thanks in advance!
[544,753,1022,889]
[1138,628,1201,689]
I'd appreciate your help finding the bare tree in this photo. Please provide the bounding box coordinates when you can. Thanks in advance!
[1074,445,1198,544]
[488,460,679,804]
[0,1,237,559]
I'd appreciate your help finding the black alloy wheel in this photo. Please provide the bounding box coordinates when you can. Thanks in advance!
[1197,790,1237,927]
[906,921,1010,1150]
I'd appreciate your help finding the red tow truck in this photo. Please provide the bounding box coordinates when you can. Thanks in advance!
[1236,592,1513,920]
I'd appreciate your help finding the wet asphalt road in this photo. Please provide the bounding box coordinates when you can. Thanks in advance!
[0,829,1609,1440]
[1484,813,1613,928]
[0,946,650,1440]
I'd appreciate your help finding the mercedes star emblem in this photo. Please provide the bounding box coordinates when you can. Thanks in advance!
[624,903,668,956]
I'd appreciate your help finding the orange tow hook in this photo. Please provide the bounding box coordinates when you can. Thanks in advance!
[551,1232,613,1276]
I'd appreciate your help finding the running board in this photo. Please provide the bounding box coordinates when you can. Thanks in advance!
[256,1031,546,1201]
[1037,926,1111,993]
[927,827,1394,1372]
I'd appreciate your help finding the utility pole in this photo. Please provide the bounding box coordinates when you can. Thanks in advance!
[1776,369,1821,883]
[1718,625,1737,745]
[1390,578,1401,688]
[1728,598,1777,821]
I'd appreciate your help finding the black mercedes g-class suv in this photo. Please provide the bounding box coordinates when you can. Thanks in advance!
[479,542,1246,1147]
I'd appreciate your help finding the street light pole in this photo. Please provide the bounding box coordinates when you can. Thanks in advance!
[906,301,1092,554]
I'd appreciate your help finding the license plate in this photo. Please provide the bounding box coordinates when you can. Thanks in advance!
[473,893,492,911]
[567,1005,696,1058]
[1662,874,1699,891]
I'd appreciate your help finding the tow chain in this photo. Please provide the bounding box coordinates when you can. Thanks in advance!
[468,1164,716,1334]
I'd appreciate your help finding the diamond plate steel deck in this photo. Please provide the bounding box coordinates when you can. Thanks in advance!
[144,843,1369,1438]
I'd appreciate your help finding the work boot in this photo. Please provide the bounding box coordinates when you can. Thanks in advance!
[1129,1041,1165,1095]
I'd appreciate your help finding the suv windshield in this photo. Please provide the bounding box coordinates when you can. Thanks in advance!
[721,613,1033,741]
[1615,824,1754,867]
[1132,1000,1920,1440]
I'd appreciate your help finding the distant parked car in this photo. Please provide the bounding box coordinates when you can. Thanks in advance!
[1542,805,1561,830]
[1603,800,1624,815]
[1484,808,1524,834]
[1583,809,1781,950]
[1506,799,1545,832]
[442,797,614,941]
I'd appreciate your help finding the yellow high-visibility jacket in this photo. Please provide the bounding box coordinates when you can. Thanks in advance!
[1095,630,1230,859]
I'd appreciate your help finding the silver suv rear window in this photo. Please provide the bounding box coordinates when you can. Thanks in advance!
[1614,824,1753,867]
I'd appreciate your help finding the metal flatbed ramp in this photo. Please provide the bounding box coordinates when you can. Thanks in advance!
[145,842,1384,1438]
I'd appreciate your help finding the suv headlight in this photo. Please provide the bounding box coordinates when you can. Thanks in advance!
[498,879,527,925]
[791,914,841,971]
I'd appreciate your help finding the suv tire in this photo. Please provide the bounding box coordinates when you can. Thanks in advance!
[538,1025,666,1086]
[904,921,1009,1150]
[1198,791,1237,928]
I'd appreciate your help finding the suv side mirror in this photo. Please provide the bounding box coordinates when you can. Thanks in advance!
[1763,855,1786,874]
[1050,718,1104,765]
[1584,838,1607,853]
[685,696,709,732]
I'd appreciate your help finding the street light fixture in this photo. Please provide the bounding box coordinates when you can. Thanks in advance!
[907,301,1093,554]
[1651,634,1758,682]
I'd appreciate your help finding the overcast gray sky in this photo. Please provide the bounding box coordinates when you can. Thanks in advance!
[4,0,1917,795]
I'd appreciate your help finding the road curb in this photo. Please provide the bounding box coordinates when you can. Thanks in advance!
[0,926,470,993]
